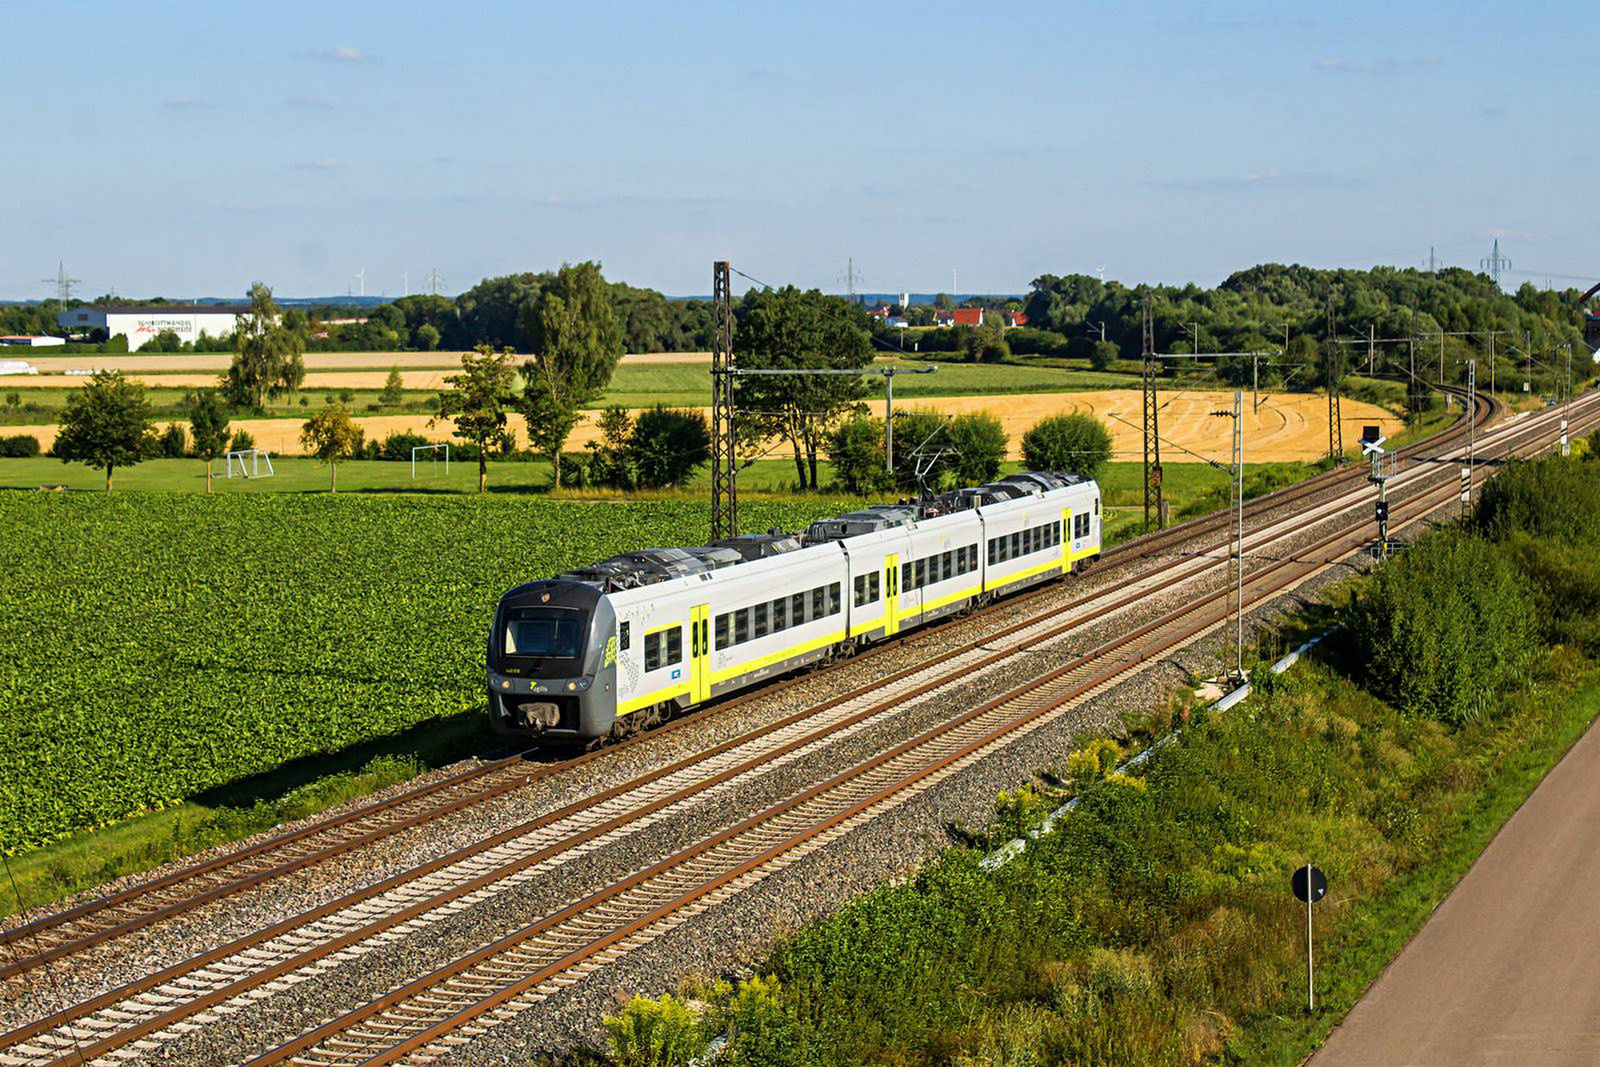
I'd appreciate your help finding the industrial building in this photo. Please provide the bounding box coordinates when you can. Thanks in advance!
[56,305,248,351]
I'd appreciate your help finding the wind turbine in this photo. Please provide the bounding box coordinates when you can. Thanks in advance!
[402,270,409,297]
[1096,265,1106,283]
[354,268,366,298]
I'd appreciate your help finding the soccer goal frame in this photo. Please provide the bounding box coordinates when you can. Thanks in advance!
[224,449,275,479]
[411,443,450,479]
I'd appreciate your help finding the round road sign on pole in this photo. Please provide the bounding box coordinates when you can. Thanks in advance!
[1293,865,1328,904]
[1293,863,1329,1011]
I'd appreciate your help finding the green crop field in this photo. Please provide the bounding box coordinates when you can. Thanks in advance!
[0,493,849,854]
[595,359,1137,409]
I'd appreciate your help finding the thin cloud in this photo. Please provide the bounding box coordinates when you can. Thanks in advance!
[296,157,340,170]
[162,96,204,110]
[1158,170,1358,193]
[1314,57,1398,74]
[298,45,369,62]
[1315,55,1441,74]
[288,96,334,109]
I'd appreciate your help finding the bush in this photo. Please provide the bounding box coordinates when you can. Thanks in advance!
[227,429,255,453]
[1474,455,1600,547]
[1005,328,1071,357]
[379,431,433,462]
[946,412,1007,485]
[604,994,708,1067]
[1344,532,1534,726]
[1021,413,1112,479]
[1089,340,1120,372]
[825,416,892,495]
[0,434,41,458]
[157,423,188,458]
[630,406,710,488]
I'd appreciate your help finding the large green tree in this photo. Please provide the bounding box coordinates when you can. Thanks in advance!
[734,287,874,491]
[54,370,155,490]
[434,345,516,492]
[516,262,624,487]
[630,407,710,488]
[187,389,231,493]
[224,282,305,410]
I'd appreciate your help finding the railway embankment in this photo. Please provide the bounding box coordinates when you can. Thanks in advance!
[587,447,1600,1067]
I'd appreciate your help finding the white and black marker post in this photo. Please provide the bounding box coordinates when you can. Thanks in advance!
[1293,863,1329,1010]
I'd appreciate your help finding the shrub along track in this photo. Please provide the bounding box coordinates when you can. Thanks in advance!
[0,387,1495,990]
[0,388,1573,1066]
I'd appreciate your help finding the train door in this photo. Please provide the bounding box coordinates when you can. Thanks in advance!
[884,554,900,636]
[690,603,711,702]
[1062,506,1073,573]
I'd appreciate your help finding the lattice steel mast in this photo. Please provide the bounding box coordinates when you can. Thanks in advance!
[710,261,738,539]
[1142,291,1163,528]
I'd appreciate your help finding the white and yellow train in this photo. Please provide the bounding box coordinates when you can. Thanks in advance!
[487,471,1101,742]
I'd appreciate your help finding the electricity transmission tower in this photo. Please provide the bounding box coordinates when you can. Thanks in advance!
[1141,292,1164,529]
[839,258,863,302]
[710,261,738,540]
[1480,239,1511,287]
[42,261,81,302]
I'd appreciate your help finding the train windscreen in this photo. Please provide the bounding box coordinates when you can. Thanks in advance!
[504,609,585,659]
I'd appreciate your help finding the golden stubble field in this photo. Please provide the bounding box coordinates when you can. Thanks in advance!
[12,389,1402,464]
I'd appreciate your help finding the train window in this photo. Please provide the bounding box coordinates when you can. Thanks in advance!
[1010,532,1022,558]
[913,559,925,588]
[735,609,750,644]
[754,603,769,638]
[987,539,996,565]
[942,551,953,580]
[1094,498,1100,515]
[853,574,867,607]
[619,621,631,650]
[1054,521,1062,545]
[644,631,662,672]
[772,598,787,631]
[666,627,682,665]
[828,582,841,615]
[792,592,806,624]
[868,571,880,602]
[901,561,912,590]
[715,614,730,649]
[811,586,825,618]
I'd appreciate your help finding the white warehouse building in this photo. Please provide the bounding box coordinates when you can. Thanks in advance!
[56,305,249,351]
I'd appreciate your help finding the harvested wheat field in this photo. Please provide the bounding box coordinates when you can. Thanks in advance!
[11,389,1402,463]
[0,369,462,391]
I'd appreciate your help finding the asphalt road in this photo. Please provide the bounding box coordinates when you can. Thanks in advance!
[1311,716,1600,1065]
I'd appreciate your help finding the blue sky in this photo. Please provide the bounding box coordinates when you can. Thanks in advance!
[3,0,1593,299]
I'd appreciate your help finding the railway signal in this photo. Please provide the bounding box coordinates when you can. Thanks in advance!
[1362,428,1391,557]
[1292,863,1329,1011]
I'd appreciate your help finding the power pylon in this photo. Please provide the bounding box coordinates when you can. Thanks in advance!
[42,261,80,303]
[710,261,738,540]
[1142,291,1163,529]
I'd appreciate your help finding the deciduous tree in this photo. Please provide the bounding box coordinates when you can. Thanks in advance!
[380,366,405,405]
[516,262,624,487]
[734,287,874,491]
[188,389,231,493]
[53,370,155,491]
[224,282,305,410]
[300,407,363,492]
[630,407,710,488]
[434,345,516,492]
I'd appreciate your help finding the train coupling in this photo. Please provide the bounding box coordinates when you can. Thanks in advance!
[516,701,563,731]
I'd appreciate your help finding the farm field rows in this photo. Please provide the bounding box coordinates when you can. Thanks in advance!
[0,494,846,854]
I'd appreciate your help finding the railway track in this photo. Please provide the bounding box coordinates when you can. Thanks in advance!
[0,387,1495,985]
[240,393,1573,1067]
[0,386,1572,1066]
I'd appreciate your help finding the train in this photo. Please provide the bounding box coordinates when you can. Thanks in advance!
[486,471,1102,742]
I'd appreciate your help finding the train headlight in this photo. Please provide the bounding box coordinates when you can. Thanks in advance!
[567,681,578,691]
[500,679,511,689]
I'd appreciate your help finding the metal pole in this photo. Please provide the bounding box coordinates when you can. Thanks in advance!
[1564,343,1573,456]
[1306,863,1316,1012]
[1466,359,1476,514]
[1252,353,1259,415]
[885,372,894,474]
[1235,390,1244,680]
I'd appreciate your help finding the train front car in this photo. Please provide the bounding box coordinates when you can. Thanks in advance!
[487,579,618,740]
